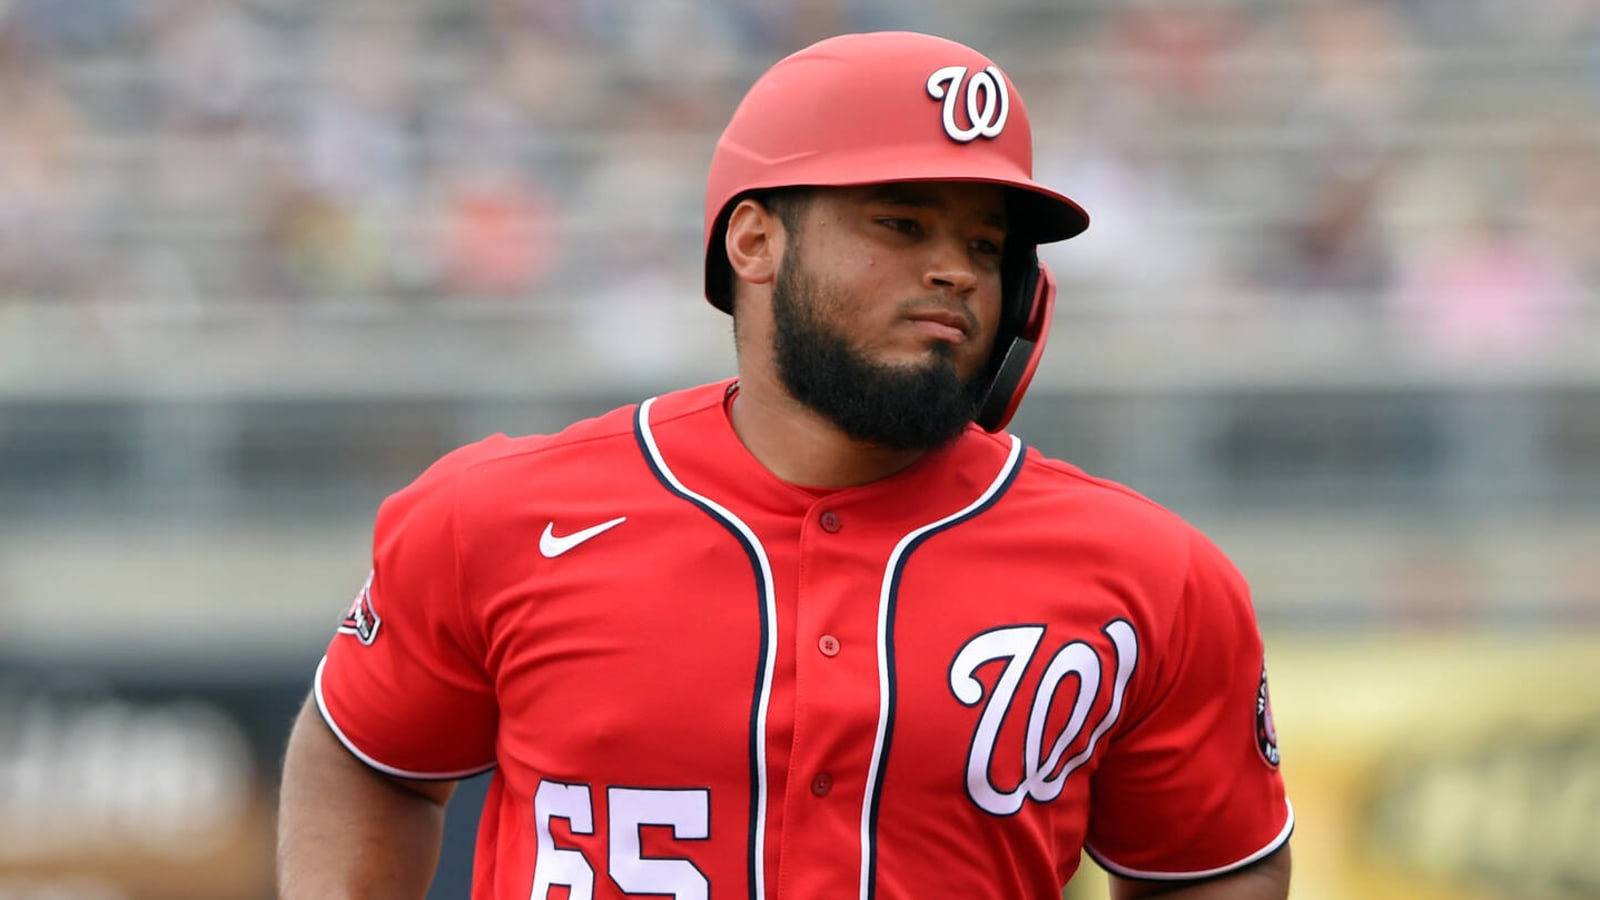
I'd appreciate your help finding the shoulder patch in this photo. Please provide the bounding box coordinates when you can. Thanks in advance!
[1256,662,1280,767]
[338,571,381,646]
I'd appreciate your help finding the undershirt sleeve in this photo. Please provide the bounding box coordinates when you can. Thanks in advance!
[314,449,498,779]
[1084,528,1292,879]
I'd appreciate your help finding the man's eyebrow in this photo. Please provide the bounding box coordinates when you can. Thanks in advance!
[860,186,1009,231]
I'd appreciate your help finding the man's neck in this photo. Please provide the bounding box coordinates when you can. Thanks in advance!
[726,371,928,489]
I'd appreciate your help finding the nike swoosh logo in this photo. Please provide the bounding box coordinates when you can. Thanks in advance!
[539,516,627,558]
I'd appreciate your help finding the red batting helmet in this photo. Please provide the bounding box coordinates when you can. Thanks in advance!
[702,31,1090,432]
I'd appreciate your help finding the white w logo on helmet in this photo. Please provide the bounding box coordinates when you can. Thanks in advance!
[926,65,1010,143]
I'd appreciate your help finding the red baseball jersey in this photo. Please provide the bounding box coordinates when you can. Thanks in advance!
[317,379,1292,899]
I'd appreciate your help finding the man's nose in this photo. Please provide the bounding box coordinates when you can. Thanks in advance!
[922,238,979,294]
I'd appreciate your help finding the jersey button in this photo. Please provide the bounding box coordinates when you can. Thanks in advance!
[811,772,834,797]
[818,634,840,657]
[819,510,841,533]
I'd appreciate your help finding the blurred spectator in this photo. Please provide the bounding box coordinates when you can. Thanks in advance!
[256,175,384,301]
[1252,149,1395,300]
[1097,1,1257,121]
[301,25,413,213]
[434,164,558,300]
[1289,0,1419,139]
[493,28,611,128]
[1035,105,1235,319]
[5,0,139,55]
[1389,190,1582,364]
[426,82,562,301]
[255,23,417,301]
[716,0,949,54]
[484,0,587,43]
[1029,8,1250,322]
[677,0,805,54]
[566,101,718,375]
[1246,0,1416,303]
[125,0,274,304]
[1523,120,1600,287]
[144,0,266,131]
[1455,0,1596,46]
[0,18,89,303]
[0,0,1585,362]
[604,0,744,114]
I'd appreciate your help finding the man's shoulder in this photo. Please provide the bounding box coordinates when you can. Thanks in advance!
[402,380,734,501]
[1006,445,1249,620]
[1017,446,1181,518]
[1008,443,1209,554]
[433,405,640,485]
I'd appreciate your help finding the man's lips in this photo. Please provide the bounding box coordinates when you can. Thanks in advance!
[905,309,972,342]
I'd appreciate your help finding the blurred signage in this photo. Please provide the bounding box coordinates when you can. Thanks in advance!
[1066,632,1600,900]
[1261,633,1600,900]
[5,632,1598,900]
[0,671,286,900]
[1368,725,1600,895]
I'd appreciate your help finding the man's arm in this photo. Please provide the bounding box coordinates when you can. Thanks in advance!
[1109,844,1291,899]
[277,693,459,900]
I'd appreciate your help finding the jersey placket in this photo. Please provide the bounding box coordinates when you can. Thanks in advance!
[772,497,893,899]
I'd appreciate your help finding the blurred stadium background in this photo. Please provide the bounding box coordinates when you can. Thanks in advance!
[0,0,1596,897]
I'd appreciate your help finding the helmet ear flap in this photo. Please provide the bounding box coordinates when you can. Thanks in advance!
[975,257,1055,432]
[707,218,736,314]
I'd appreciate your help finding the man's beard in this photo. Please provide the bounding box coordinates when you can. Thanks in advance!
[770,252,988,452]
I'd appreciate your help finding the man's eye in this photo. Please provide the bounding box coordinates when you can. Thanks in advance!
[880,217,919,234]
[972,239,1003,256]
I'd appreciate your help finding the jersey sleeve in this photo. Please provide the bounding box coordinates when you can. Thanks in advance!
[314,447,498,779]
[1084,527,1292,879]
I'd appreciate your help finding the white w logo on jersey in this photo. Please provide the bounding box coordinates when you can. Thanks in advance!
[926,65,1011,143]
[949,620,1138,816]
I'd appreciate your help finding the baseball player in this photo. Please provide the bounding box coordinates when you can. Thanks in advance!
[277,31,1292,899]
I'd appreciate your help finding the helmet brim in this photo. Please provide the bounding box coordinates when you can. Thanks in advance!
[710,139,1089,242]
[703,144,1089,311]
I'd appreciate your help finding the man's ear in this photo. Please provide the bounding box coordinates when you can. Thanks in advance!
[724,198,782,289]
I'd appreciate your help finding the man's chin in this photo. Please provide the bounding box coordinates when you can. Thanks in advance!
[873,344,966,376]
